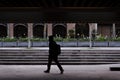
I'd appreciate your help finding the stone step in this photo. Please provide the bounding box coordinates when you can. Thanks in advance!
[0,49,120,65]
[0,55,120,58]
[0,61,119,65]
[0,59,120,61]
[0,57,120,60]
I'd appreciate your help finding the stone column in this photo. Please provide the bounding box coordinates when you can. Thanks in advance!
[67,23,76,38]
[88,23,97,48]
[27,23,33,48]
[112,23,116,38]
[67,23,75,34]
[43,24,47,38]
[89,23,97,38]
[7,23,14,38]
[28,23,33,38]
[89,23,97,32]
[47,23,52,37]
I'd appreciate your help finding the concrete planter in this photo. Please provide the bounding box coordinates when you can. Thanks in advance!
[18,42,28,47]
[31,42,48,47]
[78,41,89,47]
[62,41,78,47]
[0,41,120,47]
[93,41,109,47]
[109,41,120,47]
[0,42,3,47]
[2,42,17,47]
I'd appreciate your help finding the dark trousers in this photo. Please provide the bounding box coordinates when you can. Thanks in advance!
[47,55,63,72]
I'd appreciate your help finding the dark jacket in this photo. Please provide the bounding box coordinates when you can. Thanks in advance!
[49,41,58,57]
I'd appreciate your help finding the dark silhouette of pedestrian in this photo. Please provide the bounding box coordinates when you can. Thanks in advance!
[44,35,64,74]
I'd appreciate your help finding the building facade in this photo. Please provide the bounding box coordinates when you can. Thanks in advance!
[0,23,119,39]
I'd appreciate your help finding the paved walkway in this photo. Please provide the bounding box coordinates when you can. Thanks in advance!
[0,64,120,80]
[1,47,120,50]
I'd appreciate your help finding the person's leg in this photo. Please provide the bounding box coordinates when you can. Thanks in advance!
[44,57,52,73]
[54,57,64,74]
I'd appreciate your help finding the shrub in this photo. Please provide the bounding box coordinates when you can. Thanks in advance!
[112,37,120,41]
[68,29,75,38]
[0,38,17,42]
[18,38,28,42]
[79,38,89,41]
[31,38,47,42]
[63,38,77,42]
[95,36,107,41]
[54,37,63,42]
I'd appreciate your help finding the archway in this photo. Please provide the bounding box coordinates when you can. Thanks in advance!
[0,25,7,38]
[75,23,89,38]
[14,25,28,38]
[33,25,44,38]
[53,25,67,38]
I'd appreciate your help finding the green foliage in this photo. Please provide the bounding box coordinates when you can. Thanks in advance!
[0,38,3,41]
[31,38,47,42]
[0,38,17,42]
[1,36,120,42]
[54,37,63,41]
[68,29,75,38]
[63,38,77,42]
[95,36,107,41]
[112,37,120,41]
[79,38,89,41]
[18,38,28,42]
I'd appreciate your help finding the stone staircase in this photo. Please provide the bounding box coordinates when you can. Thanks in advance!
[0,49,120,65]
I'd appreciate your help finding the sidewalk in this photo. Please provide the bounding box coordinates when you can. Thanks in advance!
[0,64,120,80]
[1,47,120,50]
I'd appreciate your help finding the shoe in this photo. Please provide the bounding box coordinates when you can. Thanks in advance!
[44,70,50,73]
[60,70,64,74]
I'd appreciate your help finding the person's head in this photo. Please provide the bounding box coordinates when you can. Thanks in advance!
[49,35,54,41]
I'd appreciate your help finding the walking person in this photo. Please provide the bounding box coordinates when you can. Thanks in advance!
[44,35,64,74]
